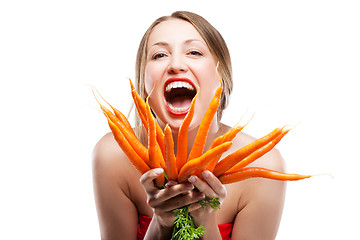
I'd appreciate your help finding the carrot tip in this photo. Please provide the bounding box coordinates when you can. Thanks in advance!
[92,88,106,111]
[146,79,158,100]
[283,121,302,131]
[215,62,223,87]
[82,82,98,90]
[235,111,255,129]
[312,173,334,178]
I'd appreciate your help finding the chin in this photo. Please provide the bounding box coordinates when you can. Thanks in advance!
[157,113,185,132]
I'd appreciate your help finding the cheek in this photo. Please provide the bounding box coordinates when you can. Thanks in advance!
[144,66,156,95]
[193,60,219,85]
[144,61,167,95]
[197,68,220,96]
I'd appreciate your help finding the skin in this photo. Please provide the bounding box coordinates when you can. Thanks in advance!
[144,19,220,132]
[93,19,286,240]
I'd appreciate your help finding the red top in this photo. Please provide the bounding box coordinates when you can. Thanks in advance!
[137,214,232,240]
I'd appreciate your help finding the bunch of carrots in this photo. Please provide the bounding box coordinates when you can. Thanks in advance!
[93,77,311,189]
[93,75,312,239]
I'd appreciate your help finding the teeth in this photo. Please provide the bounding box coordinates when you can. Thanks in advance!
[165,81,195,92]
[167,103,189,112]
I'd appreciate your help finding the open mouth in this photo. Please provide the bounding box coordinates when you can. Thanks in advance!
[164,78,197,116]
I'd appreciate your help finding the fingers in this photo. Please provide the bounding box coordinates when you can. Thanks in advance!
[202,170,227,199]
[148,184,205,212]
[140,168,205,211]
[140,169,226,219]
[140,168,164,194]
[188,202,203,212]
[158,191,205,212]
[165,180,178,188]
[188,170,227,200]
[155,182,194,200]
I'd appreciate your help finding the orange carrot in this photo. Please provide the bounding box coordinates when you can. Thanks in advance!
[129,78,166,157]
[213,127,283,177]
[129,79,148,130]
[224,129,290,174]
[164,125,178,181]
[205,125,245,172]
[178,141,232,183]
[111,108,133,134]
[93,89,150,165]
[176,95,197,170]
[210,125,245,149]
[93,87,134,135]
[219,167,312,184]
[146,101,165,187]
[106,116,150,174]
[188,79,223,161]
[104,107,150,166]
[209,110,254,149]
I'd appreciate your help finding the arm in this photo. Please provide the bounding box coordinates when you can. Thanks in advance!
[92,133,139,240]
[231,149,287,240]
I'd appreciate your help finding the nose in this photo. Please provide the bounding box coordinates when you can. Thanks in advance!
[167,55,188,74]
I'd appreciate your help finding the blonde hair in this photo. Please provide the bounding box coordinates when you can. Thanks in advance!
[134,11,233,141]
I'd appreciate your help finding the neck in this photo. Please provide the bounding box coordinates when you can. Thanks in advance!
[172,117,221,158]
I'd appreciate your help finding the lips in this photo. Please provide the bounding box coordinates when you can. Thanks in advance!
[164,78,197,116]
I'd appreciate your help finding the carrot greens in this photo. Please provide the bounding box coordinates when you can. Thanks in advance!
[172,206,205,240]
[172,197,220,240]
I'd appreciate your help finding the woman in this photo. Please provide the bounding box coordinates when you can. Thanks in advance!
[93,11,286,240]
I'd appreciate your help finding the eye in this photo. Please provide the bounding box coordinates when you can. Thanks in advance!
[152,52,166,60]
[188,50,202,56]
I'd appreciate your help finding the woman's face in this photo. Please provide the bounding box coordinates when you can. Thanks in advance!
[144,19,220,131]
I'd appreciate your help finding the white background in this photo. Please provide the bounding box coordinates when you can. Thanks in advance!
[1,0,359,239]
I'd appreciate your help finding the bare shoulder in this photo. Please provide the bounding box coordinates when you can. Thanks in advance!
[224,131,287,239]
[92,132,142,239]
[231,130,285,171]
[217,123,285,175]
[93,132,140,185]
[230,130,287,191]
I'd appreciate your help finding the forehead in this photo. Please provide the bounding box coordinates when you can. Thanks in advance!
[147,19,205,47]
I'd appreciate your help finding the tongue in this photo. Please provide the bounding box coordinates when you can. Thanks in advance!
[169,95,192,109]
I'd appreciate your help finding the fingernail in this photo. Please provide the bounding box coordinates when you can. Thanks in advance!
[197,193,205,200]
[188,176,196,183]
[202,170,210,178]
[166,180,177,187]
[154,168,164,175]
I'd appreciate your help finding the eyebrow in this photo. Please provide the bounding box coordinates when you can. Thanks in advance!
[185,39,206,46]
[152,41,169,47]
[151,39,206,47]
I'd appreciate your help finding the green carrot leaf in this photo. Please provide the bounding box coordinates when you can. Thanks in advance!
[171,197,220,240]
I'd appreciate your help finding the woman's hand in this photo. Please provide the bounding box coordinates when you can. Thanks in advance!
[187,170,227,227]
[140,168,206,227]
